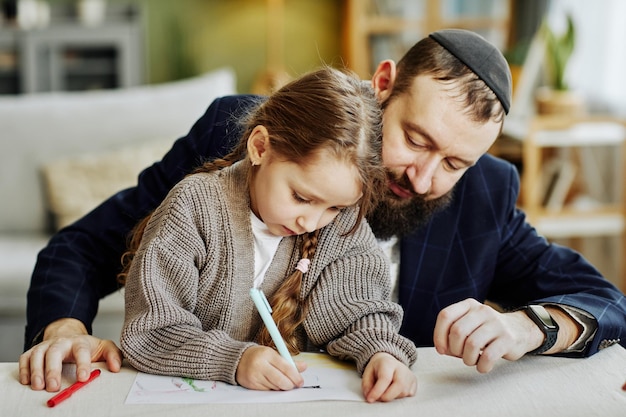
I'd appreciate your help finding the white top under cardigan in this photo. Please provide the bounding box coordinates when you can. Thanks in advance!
[250,212,282,289]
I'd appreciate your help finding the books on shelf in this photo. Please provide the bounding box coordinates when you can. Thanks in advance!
[541,157,577,211]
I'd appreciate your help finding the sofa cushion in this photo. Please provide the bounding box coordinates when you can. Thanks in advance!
[42,140,172,230]
[0,67,236,234]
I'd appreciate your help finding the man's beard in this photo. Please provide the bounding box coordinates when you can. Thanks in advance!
[367,172,453,240]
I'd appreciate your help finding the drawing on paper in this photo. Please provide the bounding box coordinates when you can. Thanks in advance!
[125,352,363,404]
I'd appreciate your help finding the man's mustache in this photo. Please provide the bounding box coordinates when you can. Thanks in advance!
[386,170,425,199]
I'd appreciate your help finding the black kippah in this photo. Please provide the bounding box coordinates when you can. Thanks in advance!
[429,29,511,114]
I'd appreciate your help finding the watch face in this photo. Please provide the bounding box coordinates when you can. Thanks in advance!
[529,305,557,329]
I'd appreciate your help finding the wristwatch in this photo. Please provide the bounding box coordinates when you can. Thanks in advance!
[520,305,559,355]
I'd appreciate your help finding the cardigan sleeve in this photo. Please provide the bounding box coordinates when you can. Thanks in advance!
[302,219,418,374]
[120,177,255,384]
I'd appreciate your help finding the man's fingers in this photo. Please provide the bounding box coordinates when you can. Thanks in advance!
[436,299,532,374]
[18,334,123,391]
[27,343,54,391]
[72,340,96,381]
[18,350,32,385]
[43,337,81,391]
[433,299,474,353]
[102,342,123,373]
[475,336,510,373]
[458,321,497,366]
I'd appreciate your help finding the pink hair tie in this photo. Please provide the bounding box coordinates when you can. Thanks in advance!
[295,258,310,274]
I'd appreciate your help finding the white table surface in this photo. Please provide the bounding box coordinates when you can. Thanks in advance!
[2,346,626,417]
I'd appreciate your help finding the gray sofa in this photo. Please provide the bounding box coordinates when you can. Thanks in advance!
[0,68,237,360]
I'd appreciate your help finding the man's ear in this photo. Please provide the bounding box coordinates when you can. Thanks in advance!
[371,59,397,102]
[247,125,270,165]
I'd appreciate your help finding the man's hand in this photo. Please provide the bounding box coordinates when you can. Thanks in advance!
[18,318,122,391]
[361,352,417,403]
[433,299,581,373]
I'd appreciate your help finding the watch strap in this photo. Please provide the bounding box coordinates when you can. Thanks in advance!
[528,326,558,355]
[520,305,559,355]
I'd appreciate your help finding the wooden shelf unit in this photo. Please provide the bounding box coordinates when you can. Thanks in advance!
[342,0,512,78]
[521,115,626,289]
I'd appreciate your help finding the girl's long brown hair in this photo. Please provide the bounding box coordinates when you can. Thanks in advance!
[119,66,384,355]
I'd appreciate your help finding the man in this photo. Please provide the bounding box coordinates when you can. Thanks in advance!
[20,29,625,392]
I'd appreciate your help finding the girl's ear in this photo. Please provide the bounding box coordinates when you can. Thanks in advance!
[371,59,397,103]
[247,125,270,165]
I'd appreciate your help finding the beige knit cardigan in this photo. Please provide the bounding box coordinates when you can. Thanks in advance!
[121,161,417,385]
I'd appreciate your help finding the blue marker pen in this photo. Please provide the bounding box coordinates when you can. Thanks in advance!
[250,287,298,369]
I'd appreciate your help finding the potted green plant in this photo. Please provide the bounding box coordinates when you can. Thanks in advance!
[535,13,586,115]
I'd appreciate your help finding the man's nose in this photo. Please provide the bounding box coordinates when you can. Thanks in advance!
[407,156,438,195]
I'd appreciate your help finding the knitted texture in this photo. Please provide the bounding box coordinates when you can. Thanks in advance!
[121,161,417,384]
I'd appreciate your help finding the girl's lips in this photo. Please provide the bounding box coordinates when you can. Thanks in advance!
[283,226,297,236]
[388,179,414,199]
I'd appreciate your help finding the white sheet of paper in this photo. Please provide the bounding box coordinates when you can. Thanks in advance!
[124,352,364,404]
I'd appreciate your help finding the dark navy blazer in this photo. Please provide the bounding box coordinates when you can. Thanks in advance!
[26,95,625,354]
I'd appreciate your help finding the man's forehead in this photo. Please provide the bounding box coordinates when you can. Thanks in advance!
[395,75,465,117]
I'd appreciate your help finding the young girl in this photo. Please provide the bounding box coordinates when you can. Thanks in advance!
[119,67,417,402]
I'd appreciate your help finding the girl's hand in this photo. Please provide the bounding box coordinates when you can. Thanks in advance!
[236,345,306,390]
[361,352,417,402]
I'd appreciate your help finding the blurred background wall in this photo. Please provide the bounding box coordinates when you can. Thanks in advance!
[98,0,343,93]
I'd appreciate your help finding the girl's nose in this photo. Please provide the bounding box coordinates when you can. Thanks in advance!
[297,213,321,234]
[296,206,336,234]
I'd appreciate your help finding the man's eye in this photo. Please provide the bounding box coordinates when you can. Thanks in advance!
[292,192,310,204]
[406,133,426,148]
[444,159,459,171]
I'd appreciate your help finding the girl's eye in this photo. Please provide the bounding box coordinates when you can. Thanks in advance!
[292,192,310,204]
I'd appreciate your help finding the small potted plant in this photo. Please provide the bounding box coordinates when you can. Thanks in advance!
[535,13,585,116]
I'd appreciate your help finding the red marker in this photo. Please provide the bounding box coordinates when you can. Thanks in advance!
[47,369,101,407]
